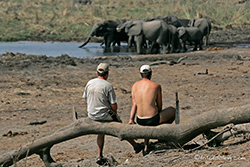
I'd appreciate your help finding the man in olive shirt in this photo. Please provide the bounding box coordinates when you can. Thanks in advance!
[129,65,176,155]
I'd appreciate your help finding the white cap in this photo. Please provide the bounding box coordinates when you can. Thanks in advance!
[140,65,152,73]
[97,63,109,74]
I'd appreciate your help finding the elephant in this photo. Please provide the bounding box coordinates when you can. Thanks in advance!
[177,26,203,52]
[168,24,182,53]
[117,20,147,50]
[188,18,211,46]
[116,20,179,54]
[119,16,186,52]
[162,15,190,28]
[79,20,128,48]
[73,0,92,5]
[142,15,190,28]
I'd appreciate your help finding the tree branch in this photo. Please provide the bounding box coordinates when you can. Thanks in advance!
[1,104,250,166]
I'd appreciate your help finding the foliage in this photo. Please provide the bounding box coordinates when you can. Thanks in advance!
[0,0,249,41]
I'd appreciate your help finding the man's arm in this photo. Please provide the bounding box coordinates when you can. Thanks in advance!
[109,85,118,113]
[111,103,118,113]
[156,85,162,112]
[129,102,137,124]
[129,86,137,124]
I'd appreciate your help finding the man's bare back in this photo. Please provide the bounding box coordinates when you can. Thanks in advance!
[129,65,176,125]
[131,78,162,118]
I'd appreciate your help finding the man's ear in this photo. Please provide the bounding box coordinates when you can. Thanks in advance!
[104,72,109,79]
[149,73,152,80]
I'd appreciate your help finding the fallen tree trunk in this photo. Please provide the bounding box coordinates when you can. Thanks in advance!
[1,104,250,167]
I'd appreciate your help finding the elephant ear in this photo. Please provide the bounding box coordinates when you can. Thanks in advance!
[178,27,185,38]
[103,20,116,32]
[126,22,142,36]
[97,22,105,31]
[194,19,202,27]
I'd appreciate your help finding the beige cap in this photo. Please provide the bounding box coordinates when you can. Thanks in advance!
[97,63,109,74]
[140,65,152,73]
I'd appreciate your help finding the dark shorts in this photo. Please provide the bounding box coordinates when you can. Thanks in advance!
[136,113,160,126]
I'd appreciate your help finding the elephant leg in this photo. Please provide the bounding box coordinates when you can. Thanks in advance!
[135,36,143,54]
[182,41,187,52]
[113,38,121,46]
[193,41,198,51]
[112,40,120,46]
[204,35,209,46]
[161,44,169,54]
[117,41,121,46]
[169,42,174,53]
[201,36,205,46]
[149,41,156,53]
[175,39,181,53]
[104,36,108,47]
[128,36,132,48]
[163,43,170,53]
[149,42,160,54]
[145,40,151,49]
[106,40,112,47]
[128,36,136,48]
[105,35,113,47]
[174,40,181,53]
[104,47,111,53]
[199,41,203,50]
[155,43,160,53]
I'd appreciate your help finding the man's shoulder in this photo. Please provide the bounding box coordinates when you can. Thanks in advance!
[153,81,161,87]
[132,80,160,89]
[148,81,160,89]
[98,79,113,88]
[136,79,160,85]
[132,80,141,87]
[88,78,98,82]
[89,78,110,84]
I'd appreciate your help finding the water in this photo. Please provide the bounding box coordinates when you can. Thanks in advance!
[233,43,250,48]
[0,41,137,58]
[1,41,250,58]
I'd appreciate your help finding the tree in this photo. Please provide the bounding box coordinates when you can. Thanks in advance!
[1,104,250,167]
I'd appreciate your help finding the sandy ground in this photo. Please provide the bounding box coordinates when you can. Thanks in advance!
[1,29,250,166]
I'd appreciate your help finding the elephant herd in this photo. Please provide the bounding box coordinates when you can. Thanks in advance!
[79,16,211,54]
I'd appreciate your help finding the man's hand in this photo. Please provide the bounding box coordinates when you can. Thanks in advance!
[111,103,118,113]
[129,119,136,124]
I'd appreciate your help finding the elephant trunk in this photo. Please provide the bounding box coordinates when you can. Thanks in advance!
[116,22,127,32]
[116,26,123,32]
[78,36,91,48]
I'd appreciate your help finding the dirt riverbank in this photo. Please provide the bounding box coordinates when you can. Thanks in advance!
[1,29,250,166]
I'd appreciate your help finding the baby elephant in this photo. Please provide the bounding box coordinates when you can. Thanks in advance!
[177,27,203,52]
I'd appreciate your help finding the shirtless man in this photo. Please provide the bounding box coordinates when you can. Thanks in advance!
[129,64,176,155]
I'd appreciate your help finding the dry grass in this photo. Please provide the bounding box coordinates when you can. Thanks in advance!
[0,0,249,41]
